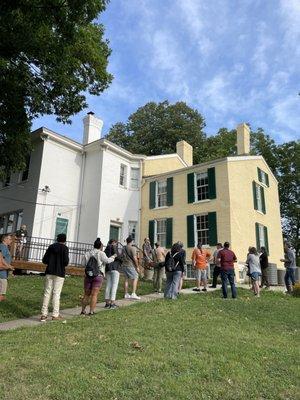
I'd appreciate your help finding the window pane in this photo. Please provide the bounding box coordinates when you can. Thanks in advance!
[196,172,208,201]
[6,213,15,233]
[120,164,127,186]
[129,221,137,241]
[156,219,167,247]
[196,214,209,245]
[156,180,167,207]
[130,168,139,189]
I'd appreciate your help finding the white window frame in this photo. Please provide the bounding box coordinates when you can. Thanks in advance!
[195,213,209,246]
[119,164,127,187]
[258,224,266,249]
[156,180,167,208]
[195,172,209,202]
[130,167,140,189]
[155,219,167,248]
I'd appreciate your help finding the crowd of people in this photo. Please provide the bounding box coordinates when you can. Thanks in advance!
[0,232,298,321]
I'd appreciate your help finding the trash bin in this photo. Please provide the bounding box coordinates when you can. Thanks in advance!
[267,263,278,285]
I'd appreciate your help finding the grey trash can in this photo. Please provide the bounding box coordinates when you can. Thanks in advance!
[267,263,278,285]
[277,269,285,285]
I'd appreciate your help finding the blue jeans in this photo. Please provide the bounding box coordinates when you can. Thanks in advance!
[164,271,182,299]
[221,269,237,298]
[284,268,295,290]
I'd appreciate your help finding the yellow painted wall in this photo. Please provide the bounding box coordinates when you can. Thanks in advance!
[142,156,186,177]
[140,160,231,261]
[227,158,284,267]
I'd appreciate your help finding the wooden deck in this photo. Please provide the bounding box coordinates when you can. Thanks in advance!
[11,260,85,276]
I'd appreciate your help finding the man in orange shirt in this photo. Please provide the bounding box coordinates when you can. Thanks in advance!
[192,241,211,292]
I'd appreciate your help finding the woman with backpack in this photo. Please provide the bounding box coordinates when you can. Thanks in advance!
[80,238,116,315]
[164,242,186,300]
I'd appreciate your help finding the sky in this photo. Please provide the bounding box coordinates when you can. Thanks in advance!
[32,0,300,144]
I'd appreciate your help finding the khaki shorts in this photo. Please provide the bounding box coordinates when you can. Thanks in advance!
[195,269,207,281]
[0,278,8,295]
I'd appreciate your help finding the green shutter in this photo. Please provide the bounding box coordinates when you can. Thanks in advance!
[167,177,173,206]
[252,181,258,210]
[187,173,195,203]
[265,172,269,187]
[255,223,260,251]
[257,167,262,183]
[187,215,195,248]
[149,181,156,209]
[208,167,216,199]
[208,212,218,246]
[264,226,269,255]
[166,218,173,248]
[148,220,155,247]
[261,186,266,214]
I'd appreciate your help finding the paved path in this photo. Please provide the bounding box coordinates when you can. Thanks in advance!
[0,284,286,332]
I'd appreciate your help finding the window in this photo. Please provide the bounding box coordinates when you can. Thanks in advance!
[256,223,269,253]
[6,213,15,233]
[253,182,266,213]
[256,184,263,211]
[156,219,167,247]
[156,180,167,207]
[119,164,127,187]
[109,225,120,241]
[258,167,269,186]
[196,172,209,201]
[16,211,23,231]
[0,215,5,234]
[0,210,23,234]
[130,168,140,189]
[128,221,137,241]
[196,214,209,245]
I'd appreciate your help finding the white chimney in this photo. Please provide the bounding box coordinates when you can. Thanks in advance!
[83,112,103,145]
[236,123,250,155]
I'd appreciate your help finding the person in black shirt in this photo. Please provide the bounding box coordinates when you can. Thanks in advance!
[259,246,269,289]
[164,242,186,300]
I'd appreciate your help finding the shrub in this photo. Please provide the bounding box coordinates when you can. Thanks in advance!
[292,283,300,297]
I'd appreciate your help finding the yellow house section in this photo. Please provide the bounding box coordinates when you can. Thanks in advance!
[227,158,284,267]
[142,155,187,177]
[140,159,232,261]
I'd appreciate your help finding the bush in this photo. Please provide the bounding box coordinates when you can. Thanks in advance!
[292,283,300,297]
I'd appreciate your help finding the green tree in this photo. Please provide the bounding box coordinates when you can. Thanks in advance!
[0,0,112,177]
[198,128,237,162]
[106,101,206,162]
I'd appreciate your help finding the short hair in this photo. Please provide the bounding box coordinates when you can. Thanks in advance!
[57,233,66,243]
[260,246,266,252]
[1,234,12,242]
[224,242,230,248]
[217,243,222,247]
[108,239,116,245]
[171,242,182,254]
[126,236,133,244]
[155,242,160,248]
[177,241,184,248]
[94,238,102,249]
[249,247,258,255]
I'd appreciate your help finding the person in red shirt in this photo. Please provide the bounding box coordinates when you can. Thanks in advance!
[217,242,237,298]
[192,242,211,292]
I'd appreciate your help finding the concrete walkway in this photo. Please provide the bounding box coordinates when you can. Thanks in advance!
[0,284,286,332]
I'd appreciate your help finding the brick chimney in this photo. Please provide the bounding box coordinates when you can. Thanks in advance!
[83,112,103,145]
[176,140,193,166]
[236,123,250,155]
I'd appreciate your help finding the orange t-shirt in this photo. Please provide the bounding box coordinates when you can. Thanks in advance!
[192,248,211,269]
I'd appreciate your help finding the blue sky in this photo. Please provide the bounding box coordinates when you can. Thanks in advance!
[32,0,300,144]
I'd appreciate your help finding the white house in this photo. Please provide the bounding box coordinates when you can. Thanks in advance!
[0,113,146,245]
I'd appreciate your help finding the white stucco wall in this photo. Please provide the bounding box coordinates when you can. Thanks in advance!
[32,138,83,241]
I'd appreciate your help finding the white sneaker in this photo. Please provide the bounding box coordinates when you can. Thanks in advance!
[131,293,141,300]
[124,293,131,299]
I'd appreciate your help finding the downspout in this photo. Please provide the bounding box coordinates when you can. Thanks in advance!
[76,150,86,242]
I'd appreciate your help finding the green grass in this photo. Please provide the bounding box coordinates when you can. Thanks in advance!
[0,274,158,323]
[0,289,299,400]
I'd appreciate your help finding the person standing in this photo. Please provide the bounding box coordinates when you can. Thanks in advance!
[122,236,141,300]
[81,238,116,314]
[15,224,28,260]
[192,242,211,292]
[153,242,166,293]
[40,234,69,321]
[104,239,121,309]
[259,246,269,289]
[209,243,223,288]
[177,241,187,293]
[164,242,186,300]
[281,242,296,293]
[142,237,154,271]
[218,242,237,299]
[0,235,14,301]
[246,247,262,297]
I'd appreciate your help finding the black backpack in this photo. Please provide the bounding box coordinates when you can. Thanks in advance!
[85,255,99,278]
[165,252,179,272]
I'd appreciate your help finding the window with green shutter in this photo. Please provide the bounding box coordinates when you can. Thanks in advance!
[253,182,266,213]
[255,223,269,254]
[208,212,218,245]
[148,220,155,247]
[208,167,216,199]
[166,177,173,206]
[252,181,258,210]
[166,218,173,248]
[187,173,195,203]
[187,215,195,248]
[258,167,269,187]
[149,181,156,209]
[261,186,266,214]
[264,226,269,255]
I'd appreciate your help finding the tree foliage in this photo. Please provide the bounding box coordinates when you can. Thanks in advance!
[106,101,206,162]
[0,0,112,176]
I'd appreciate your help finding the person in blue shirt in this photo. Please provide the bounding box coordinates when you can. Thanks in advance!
[0,234,14,301]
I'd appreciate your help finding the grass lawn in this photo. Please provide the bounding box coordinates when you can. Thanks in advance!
[0,274,161,323]
[0,289,299,400]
